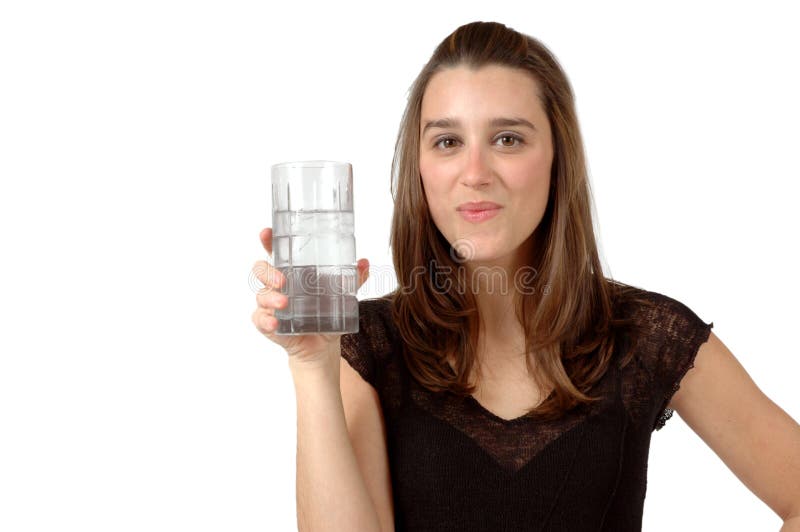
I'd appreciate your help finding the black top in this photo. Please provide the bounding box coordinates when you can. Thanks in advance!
[340,285,714,532]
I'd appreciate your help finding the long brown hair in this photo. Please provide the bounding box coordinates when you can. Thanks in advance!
[387,21,655,420]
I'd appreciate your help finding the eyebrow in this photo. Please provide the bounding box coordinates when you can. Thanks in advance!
[421,116,537,136]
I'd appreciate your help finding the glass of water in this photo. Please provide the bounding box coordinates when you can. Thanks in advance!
[270,160,359,335]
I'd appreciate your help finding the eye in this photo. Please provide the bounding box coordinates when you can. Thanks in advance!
[432,133,525,150]
[496,133,524,148]
[433,136,459,150]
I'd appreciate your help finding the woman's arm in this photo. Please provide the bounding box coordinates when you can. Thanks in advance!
[290,345,383,532]
[668,331,800,526]
[781,515,800,532]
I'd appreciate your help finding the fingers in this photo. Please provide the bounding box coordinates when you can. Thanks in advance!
[252,259,284,291]
[252,252,367,340]
[260,228,273,256]
[252,257,286,337]
[256,287,288,311]
[356,258,370,290]
[251,307,278,335]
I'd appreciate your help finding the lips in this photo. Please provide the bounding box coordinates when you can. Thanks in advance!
[457,201,502,211]
[456,201,502,223]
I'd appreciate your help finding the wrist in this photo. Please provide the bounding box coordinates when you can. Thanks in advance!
[288,346,341,382]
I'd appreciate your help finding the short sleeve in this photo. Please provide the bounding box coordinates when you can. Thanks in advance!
[648,293,714,431]
[339,297,394,390]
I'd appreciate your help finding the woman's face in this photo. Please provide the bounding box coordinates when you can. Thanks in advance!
[419,64,554,269]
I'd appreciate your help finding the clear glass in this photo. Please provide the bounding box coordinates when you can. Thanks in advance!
[270,160,358,335]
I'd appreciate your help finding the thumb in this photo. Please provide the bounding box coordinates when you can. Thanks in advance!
[356,258,370,289]
[260,227,273,256]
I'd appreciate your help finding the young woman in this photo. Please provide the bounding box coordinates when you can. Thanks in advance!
[251,21,800,532]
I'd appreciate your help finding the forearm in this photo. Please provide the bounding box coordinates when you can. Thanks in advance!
[290,348,382,532]
[781,515,800,532]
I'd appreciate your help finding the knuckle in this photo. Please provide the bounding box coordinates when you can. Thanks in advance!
[257,289,286,310]
[256,289,271,308]
[252,309,272,333]
[252,261,273,285]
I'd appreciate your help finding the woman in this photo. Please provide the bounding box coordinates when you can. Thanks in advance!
[252,21,800,532]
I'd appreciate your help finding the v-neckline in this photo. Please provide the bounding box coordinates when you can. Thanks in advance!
[463,389,557,424]
[445,360,554,425]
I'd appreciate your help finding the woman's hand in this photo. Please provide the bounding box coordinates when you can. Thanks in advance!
[251,228,370,365]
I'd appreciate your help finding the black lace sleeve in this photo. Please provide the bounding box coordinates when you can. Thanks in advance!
[647,292,714,431]
[339,296,394,390]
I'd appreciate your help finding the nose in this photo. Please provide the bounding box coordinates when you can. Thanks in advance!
[460,143,492,189]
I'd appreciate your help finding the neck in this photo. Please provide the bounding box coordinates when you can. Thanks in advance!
[458,232,537,365]
[468,284,528,372]
[462,242,525,340]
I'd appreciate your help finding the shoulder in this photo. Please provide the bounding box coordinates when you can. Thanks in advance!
[357,295,393,320]
[341,294,397,364]
[609,281,715,430]
[339,294,402,391]
[356,295,395,341]
[609,281,714,380]
[611,281,710,337]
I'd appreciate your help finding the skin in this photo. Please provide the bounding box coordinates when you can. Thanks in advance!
[418,63,554,368]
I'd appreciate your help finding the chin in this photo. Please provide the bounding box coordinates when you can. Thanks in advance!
[457,246,506,266]
[462,239,527,269]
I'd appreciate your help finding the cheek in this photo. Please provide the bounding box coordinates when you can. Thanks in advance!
[516,152,552,191]
[419,166,446,208]
[506,168,549,197]
[508,167,551,219]
[419,175,451,233]
[421,182,446,221]
[523,176,551,212]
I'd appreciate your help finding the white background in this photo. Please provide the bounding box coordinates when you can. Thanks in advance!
[1,1,798,530]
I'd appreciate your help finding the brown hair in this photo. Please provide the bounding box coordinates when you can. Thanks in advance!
[387,21,655,420]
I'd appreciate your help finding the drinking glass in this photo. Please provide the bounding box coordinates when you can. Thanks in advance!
[270,160,358,335]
